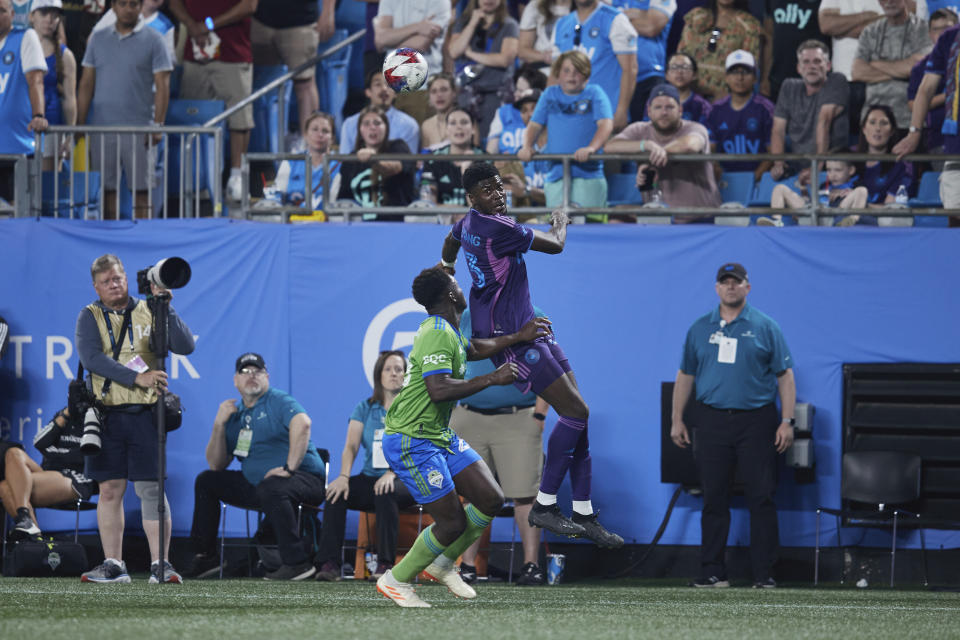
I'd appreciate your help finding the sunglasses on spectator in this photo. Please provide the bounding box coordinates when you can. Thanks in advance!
[574,24,582,46]
[668,64,693,72]
[708,29,722,52]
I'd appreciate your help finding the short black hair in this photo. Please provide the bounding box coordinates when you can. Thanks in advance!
[462,161,500,194]
[412,266,452,310]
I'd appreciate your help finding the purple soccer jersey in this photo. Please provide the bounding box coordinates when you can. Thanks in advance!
[452,210,536,339]
[707,94,775,172]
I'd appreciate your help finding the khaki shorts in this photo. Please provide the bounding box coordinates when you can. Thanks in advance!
[181,60,254,131]
[251,18,318,81]
[940,164,960,209]
[449,404,543,499]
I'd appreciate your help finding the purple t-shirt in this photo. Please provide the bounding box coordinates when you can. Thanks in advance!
[859,161,913,203]
[909,54,946,150]
[926,24,960,154]
[452,210,535,339]
[707,94,775,171]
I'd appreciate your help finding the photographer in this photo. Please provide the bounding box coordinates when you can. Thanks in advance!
[74,254,195,584]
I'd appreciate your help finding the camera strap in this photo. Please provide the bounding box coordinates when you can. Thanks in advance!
[100,308,133,398]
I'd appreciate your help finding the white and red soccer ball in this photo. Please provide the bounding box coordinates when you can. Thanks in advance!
[382,48,428,93]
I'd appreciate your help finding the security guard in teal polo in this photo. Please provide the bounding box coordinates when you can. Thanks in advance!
[671,262,796,590]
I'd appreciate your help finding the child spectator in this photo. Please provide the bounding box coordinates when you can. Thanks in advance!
[765,157,868,226]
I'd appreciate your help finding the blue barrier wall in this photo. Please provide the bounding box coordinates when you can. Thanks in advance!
[1,219,958,550]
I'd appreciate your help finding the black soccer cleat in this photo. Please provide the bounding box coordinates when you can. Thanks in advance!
[528,503,586,538]
[572,512,624,549]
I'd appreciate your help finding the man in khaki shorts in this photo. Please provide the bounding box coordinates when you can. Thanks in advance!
[251,0,336,142]
[448,306,549,587]
[169,0,256,202]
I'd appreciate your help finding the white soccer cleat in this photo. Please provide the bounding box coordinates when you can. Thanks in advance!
[422,561,477,599]
[377,569,431,608]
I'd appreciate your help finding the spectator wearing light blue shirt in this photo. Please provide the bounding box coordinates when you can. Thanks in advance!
[339,70,420,158]
[611,0,677,122]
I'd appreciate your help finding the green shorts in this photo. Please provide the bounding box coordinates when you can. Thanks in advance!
[544,177,608,222]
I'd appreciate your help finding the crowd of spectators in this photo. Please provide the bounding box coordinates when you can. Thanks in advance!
[2,0,960,224]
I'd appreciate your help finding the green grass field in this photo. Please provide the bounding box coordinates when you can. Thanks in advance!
[1,577,958,640]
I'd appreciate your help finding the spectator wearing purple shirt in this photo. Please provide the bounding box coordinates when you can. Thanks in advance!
[907,9,958,156]
[648,53,713,125]
[440,161,624,549]
[707,49,774,179]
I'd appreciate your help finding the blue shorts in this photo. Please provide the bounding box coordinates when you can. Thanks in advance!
[492,336,571,395]
[84,406,161,482]
[382,431,482,504]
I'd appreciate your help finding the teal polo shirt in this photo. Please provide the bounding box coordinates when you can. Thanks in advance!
[224,387,325,485]
[679,303,792,410]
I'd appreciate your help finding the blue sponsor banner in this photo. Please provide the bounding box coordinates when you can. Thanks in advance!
[1,219,959,551]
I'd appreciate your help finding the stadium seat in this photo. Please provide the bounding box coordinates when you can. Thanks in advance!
[908,171,949,226]
[316,29,352,132]
[719,171,755,206]
[165,99,226,200]
[41,171,100,218]
[251,65,292,153]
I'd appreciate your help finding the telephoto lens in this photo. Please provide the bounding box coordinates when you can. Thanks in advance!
[80,407,103,455]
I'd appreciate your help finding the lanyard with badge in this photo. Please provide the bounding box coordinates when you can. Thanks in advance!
[234,411,253,458]
[708,319,737,364]
[105,308,149,374]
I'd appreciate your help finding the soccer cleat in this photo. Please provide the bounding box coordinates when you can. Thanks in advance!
[515,562,545,586]
[264,562,316,581]
[753,577,777,589]
[690,575,730,588]
[572,512,624,549]
[422,561,477,599]
[528,503,586,538]
[11,508,41,541]
[377,569,431,608]
[458,562,477,585]
[314,560,342,582]
[81,560,132,583]
[149,560,183,584]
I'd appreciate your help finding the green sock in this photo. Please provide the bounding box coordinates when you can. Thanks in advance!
[391,524,447,583]
[441,504,495,563]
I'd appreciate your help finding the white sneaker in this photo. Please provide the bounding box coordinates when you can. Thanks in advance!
[422,561,477,599]
[755,216,784,227]
[226,174,243,201]
[376,569,431,608]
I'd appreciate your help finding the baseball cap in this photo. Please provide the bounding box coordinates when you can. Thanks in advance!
[235,352,266,372]
[725,50,756,72]
[31,0,64,10]
[515,88,542,108]
[647,83,681,106]
[716,263,748,282]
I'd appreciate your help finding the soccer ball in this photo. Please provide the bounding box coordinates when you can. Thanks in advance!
[382,48,428,93]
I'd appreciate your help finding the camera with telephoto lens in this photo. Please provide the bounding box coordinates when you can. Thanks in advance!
[137,257,192,296]
[80,405,105,455]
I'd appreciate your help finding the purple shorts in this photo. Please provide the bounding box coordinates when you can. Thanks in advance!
[491,336,571,395]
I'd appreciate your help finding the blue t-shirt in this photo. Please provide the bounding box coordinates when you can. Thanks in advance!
[451,211,535,339]
[42,45,66,126]
[859,161,913,203]
[680,303,793,410]
[908,54,945,150]
[458,306,542,409]
[707,94,775,171]
[278,159,341,210]
[224,387,325,485]
[349,398,389,478]
[494,103,550,190]
[611,0,676,81]
[0,29,39,155]
[531,83,613,182]
[552,3,638,109]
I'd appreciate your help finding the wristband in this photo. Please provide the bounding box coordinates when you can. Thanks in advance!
[533,412,546,421]
[283,463,293,473]
[33,113,44,119]
[441,258,456,268]
[339,473,349,479]
[639,140,646,153]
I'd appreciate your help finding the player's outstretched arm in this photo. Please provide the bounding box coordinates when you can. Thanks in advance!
[529,209,568,254]
[441,231,461,274]
[467,317,552,361]
[424,363,520,403]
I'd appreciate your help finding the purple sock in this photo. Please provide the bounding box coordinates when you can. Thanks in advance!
[569,427,592,501]
[540,416,588,494]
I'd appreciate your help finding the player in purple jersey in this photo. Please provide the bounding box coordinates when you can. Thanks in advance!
[438,161,623,548]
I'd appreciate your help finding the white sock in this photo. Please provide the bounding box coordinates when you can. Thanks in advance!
[536,491,557,506]
[433,555,454,570]
[105,557,122,567]
[230,167,241,179]
[572,500,593,516]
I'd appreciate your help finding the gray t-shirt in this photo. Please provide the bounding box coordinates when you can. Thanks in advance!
[855,14,932,128]
[774,72,850,154]
[82,22,173,125]
[453,15,520,92]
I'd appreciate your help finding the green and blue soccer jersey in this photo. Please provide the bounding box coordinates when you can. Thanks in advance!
[384,315,469,448]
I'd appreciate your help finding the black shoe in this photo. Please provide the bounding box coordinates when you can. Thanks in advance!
[753,577,776,589]
[264,562,316,581]
[314,560,341,582]
[515,562,545,586]
[10,508,41,541]
[690,575,730,588]
[458,562,477,584]
[572,512,624,549]
[528,503,586,538]
[184,553,222,579]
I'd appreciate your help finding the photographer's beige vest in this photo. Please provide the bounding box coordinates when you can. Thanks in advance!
[86,300,158,406]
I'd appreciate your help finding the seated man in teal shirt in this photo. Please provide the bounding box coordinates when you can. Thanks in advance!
[186,352,327,581]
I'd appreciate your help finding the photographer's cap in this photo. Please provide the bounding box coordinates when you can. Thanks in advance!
[725,50,755,72]
[235,352,266,372]
[716,263,748,282]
